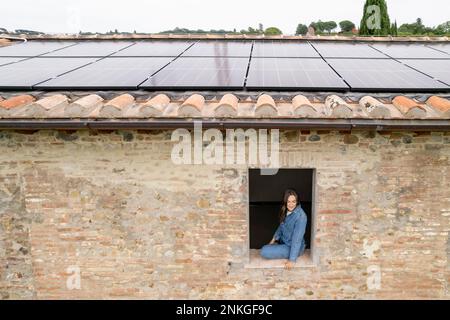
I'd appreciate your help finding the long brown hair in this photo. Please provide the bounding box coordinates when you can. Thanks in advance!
[279,189,299,223]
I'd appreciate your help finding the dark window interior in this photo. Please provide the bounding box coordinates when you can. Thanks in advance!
[249,168,313,249]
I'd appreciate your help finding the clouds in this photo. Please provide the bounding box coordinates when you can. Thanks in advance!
[1,0,448,34]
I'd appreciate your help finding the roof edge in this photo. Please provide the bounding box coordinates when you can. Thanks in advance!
[2,33,450,43]
[1,118,450,131]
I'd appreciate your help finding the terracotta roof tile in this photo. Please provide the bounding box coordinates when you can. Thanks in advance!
[65,94,104,117]
[1,93,450,121]
[178,94,204,116]
[426,96,450,114]
[214,94,238,117]
[392,96,427,118]
[292,95,316,117]
[359,96,392,118]
[0,94,35,110]
[98,94,135,118]
[132,94,171,117]
[326,95,353,118]
[292,95,311,109]
[255,94,277,117]
[9,94,68,118]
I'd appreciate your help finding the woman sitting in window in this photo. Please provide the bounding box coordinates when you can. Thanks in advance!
[260,189,307,270]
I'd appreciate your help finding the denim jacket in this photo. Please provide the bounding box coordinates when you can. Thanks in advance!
[273,205,307,262]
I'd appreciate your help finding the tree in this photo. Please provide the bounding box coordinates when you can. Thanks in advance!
[414,18,425,34]
[264,27,282,35]
[309,20,337,34]
[339,20,356,33]
[295,23,308,35]
[359,0,391,36]
[323,21,337,33]
[309,20,326,34]
[434,21,450,35]
[390,21,398,36]
[398,22,413,34]
[238,27,264,35]
[401,18,426,34]
[15,29,44,35]
[309,22,320,33]
[438,21,450,33]
[398,18,427,35]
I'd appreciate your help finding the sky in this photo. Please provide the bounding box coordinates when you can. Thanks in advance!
[1,0,449,35]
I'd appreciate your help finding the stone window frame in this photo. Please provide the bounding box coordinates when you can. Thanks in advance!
[244,167,319,269]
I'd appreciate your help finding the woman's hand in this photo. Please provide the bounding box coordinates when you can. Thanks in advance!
[284,260,295,270]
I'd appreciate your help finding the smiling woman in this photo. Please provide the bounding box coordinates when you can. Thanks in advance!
[247,169,314,269]
[260,189,308,270]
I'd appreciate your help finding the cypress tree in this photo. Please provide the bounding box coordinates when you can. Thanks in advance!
[359,0,391,36]
[391,21,398,36]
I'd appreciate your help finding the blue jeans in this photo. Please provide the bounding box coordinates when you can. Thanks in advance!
[260,243,305,260]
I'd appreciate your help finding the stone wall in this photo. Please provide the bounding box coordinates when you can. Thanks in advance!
[0,129,449,299]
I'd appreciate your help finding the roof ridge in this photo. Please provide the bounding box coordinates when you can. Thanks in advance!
[2,34,450,43]
[1,93,449,120]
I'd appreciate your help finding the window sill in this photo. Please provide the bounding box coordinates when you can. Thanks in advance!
[245,249,316,269]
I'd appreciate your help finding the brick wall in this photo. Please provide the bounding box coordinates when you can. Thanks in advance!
[0,129,449,299]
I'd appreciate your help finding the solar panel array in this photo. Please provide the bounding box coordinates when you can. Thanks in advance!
[141,57,249,89]
[0,40,449,91]
[246,58,347,90]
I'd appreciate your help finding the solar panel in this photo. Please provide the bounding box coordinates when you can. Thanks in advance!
[112,40,193,57]
[36,57,173,89]
[252,41,319,58]
[401,59,450,86]
[140,57,248,89]
[311,42,386,58]
[246,58,348,90]
[0,57,26,66]
[0,57,97,89]
[371,43,449,59]
[426,44,450,56]
[182,41,252,57]
[327,58,450,91]
[0,41,76,57]
[43,41,135,57]
[1,40,449,91]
